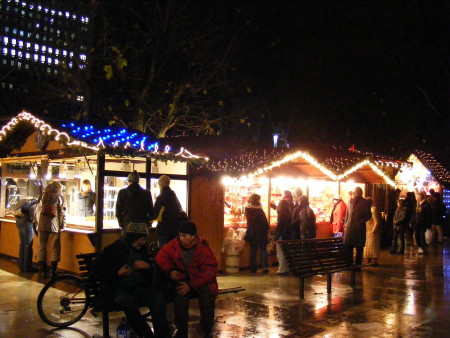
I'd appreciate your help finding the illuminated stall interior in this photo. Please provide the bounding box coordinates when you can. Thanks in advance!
[0,112,206,272]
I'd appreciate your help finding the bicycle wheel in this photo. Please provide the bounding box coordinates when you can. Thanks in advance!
[37,274,89,327]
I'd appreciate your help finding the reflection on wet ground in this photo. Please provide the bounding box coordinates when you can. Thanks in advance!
[0,240,449,337]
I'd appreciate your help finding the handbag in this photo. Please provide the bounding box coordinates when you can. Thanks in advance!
[41,203,58,218]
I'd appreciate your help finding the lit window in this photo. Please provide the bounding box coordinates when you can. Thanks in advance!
[68,61,73,68]
[34,43,39,51]
[17,61,21,68]
[26,42,30,49]
[47,57,52,64]
[72,14,76,20]
[36,23,40,28]
[55,49,59,55]
[54,59,59,65]
[29,4,34,9]
[65,12,69,18]
[54,69,57,75]
[25,52,30,59]
[51,9,55,15]
[21,1,26,7]
[41,45,46,52]
[11,38,16,46]
[47,68,51,74]
[2,60,6,65]
[50,18,54,24]
[80,54,86,61]
[5,27,9,33]
[40,55,45,63]
[11,49,16,56]
[35,33,39,39]
[2,48,7,55]
[79,64,86,69]
[58,11,62,16]
[10,60,14,66]
[69,51,73,58]
[25,63,29,69]
[19,30,24,36]
[13,28,17,34]
[3,37,8,44]
[62,50,67,56]
[44,8,48,13]
[48,47,52,53]
[33,54,38,61]
[37,5,42,11]
[18,40,23,48]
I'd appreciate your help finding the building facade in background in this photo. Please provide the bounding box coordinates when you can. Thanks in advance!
[0,0,92,119]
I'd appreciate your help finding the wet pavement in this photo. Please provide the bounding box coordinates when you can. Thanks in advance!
[1,238,449,337]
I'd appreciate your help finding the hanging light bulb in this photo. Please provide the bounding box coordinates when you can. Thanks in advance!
[46,165,52,180]
[59,162,68,179]
[29,163,37,179]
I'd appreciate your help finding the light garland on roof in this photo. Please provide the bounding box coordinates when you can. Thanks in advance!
[0,111,99,151]
[0,111,207,162]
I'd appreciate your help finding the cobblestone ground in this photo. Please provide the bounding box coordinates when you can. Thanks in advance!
[0,239,449,337]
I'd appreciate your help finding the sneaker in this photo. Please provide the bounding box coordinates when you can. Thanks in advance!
[417,247,424,254]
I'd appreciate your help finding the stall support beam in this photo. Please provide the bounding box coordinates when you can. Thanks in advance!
[95,153,105,251]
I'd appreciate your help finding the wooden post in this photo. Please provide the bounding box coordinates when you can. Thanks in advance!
[299,277,305,299]
[95,153,105,252]
[327,273,332,294]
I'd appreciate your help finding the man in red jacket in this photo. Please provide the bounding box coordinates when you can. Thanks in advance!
[155,221,218,338]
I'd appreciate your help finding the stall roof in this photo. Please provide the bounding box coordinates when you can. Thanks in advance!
[413,150,450,186]
[0,111,207,163]
[162,135,408,186]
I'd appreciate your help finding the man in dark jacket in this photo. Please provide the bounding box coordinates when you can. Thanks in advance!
[116,170,154,230]
[154,175,184,247]
[94,223,170,337]
[411,191,432,253]
[343,187,372,266]
[155,221,218,338]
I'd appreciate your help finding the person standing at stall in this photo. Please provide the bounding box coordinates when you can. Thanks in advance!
[363,198,382,264]
[245,194,269,273]
[411,191,432,254]
[343,187,372,266]
[154,175,185,248]
[116,170,154,230]
[11,197,38,272]
[77,179,95,217]
[275,199,292,275]
[330,195,347,237]
[36,181,66,278]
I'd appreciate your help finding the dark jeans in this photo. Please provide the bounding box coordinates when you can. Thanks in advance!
[414,225,427,249]
[250,242,268,271]
[173,284,216,337]
[392,227,405,253]
[346,245,363,265]
[114,287,170,337]
[16,222,34,272]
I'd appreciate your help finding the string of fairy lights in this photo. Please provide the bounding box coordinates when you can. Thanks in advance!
[414,150,450,184]
[201,149,407,187]
[0,111,206,161]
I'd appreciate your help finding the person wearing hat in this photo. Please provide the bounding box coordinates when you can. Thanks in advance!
[94,222,171,337]
[155,221,218,337]
[330,195,347,237]
[116,170,154,230]
[153,174,185,247]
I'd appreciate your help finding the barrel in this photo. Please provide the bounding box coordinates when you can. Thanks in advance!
[225,254,240,273]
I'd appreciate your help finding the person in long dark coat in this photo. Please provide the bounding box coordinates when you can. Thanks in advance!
[411,191,432,254]
[275,199,292,275]
[245,194,269,273]
[343,187,372,265]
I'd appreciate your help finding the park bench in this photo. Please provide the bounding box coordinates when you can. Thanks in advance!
[77,252,245,337]
[278,237,373,299]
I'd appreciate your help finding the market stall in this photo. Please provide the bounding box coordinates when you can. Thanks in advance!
[0,112,206,273]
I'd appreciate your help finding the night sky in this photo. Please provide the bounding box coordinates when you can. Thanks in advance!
[235,1,450,158]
